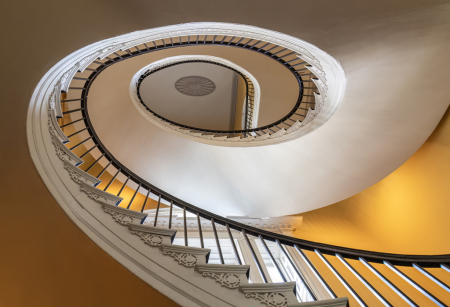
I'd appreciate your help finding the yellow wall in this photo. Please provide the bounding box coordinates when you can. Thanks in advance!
[296,106,450,255]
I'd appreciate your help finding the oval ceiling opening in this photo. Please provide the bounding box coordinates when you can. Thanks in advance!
[139,62,247,131]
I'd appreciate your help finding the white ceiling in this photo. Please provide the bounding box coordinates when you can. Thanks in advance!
[140,62,239,130]
[84,6,450,218]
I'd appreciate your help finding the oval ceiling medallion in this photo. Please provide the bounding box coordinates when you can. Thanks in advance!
[175,76,216,96]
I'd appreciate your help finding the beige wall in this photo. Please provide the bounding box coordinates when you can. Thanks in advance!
[296,106,450,255]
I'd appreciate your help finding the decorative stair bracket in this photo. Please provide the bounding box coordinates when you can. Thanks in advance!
[160,244,211,267]
[288,297,348,307]
[101,203,147,226]
[239,282,297,307]
[51,135,83,166]
[129,224,177,246]
[64,161,101,186]
[195,264,250,289]
[48,110,69,143]
[79,182,123,206]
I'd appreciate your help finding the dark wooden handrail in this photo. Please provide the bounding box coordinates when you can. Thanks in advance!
[63,35,449,268]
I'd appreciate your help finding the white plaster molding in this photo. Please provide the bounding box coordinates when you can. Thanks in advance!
[239,282,298,307]
[79,182,123,206]
[161,244,211,267]
[51,135,83,166]
[63,161,101,186]
[288,298,348,307]
[130,55,261,129]
[195,264,250,289]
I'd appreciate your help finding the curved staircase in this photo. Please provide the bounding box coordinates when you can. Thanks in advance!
[28,22,450,307]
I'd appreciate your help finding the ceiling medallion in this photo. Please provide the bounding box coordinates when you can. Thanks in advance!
[175,76,216,96]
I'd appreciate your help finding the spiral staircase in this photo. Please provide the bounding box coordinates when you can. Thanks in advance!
[23,20,450,307]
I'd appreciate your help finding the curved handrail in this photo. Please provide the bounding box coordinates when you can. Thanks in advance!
[66,36,314,141]
[61,38,450,267]
[44,28,449,306]
[134,58,258,132]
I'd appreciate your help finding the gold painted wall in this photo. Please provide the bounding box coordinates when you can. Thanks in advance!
[295,107,450,255]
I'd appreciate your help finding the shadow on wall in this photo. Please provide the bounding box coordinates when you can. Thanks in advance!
[295,105,450,255]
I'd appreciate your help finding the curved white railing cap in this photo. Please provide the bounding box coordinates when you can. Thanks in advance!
[129,55,261,132]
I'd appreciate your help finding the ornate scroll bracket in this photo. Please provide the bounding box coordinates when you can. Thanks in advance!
[51,135,84,166]
[164,252,198,267]
[80,182,123,206]
[129,224,177,246]
[160,244,211,267]
[195,264,250,289]
[101,203,147,226]
[48,110,69,143]
[64,161,101,186]
[48,86,63,118]
[239,282,297,307]
[203,273,241,289]
[132,232,163,246]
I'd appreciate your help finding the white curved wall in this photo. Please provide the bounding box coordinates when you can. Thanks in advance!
[81,22,450,217]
